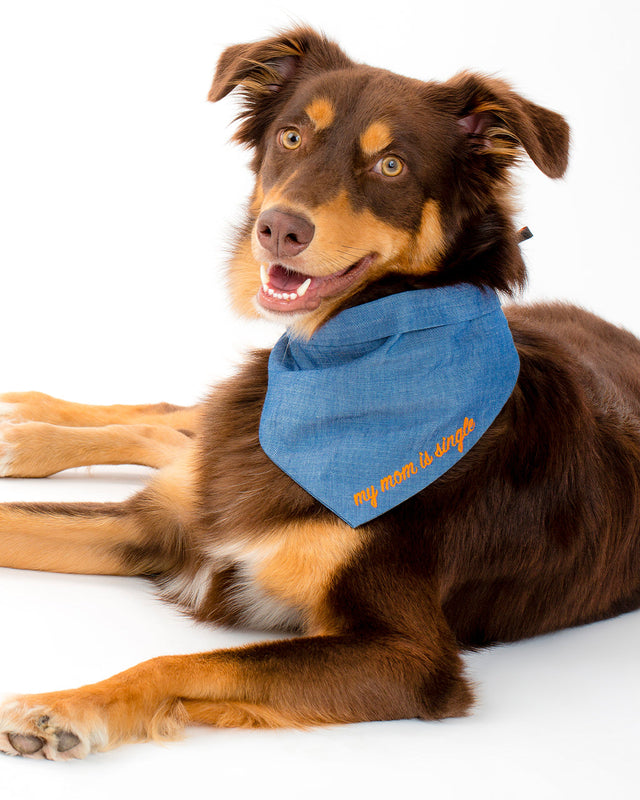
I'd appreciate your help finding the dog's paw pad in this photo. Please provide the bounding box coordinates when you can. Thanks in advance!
[0,701,92,761]
[55,730,81,752]
[6,732,45,755]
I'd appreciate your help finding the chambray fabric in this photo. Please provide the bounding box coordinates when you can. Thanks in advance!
[259,284,520,527]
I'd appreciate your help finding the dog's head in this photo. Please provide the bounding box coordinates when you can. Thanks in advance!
[210,27,569,337]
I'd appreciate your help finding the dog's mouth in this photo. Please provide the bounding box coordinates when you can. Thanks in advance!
[257,255,375,314]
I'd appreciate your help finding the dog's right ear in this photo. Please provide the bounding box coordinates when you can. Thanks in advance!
[208,27,351,147]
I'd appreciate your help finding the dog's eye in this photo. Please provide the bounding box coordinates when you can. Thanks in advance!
[374,155,404,177]
[279,129,302,150]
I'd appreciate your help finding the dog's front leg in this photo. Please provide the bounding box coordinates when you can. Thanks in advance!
[0,627,473,759]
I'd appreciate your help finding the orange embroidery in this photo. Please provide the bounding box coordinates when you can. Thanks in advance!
[353,416,476,509]
[419,451,434,468]
[353,485,379,509]
[380,462,418,493]
[435,417,475,457]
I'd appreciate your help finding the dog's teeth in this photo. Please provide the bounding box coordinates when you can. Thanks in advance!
[260,265,269,290]
[297,278,312,297]
[267,288,275,296]
[275,292,283,299]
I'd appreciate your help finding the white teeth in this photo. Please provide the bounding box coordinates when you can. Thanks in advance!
[264,288,299,302]
[260,268,308,303]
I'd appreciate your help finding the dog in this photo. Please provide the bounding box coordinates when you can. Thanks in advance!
[1,25,638,761]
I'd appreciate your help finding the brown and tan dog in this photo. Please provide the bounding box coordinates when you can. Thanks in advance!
[1,26,638,761]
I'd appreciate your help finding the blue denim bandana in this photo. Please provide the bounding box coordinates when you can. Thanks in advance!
[259,284,520,527]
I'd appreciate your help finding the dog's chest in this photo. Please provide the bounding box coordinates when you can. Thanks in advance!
[214,538,309,631]
[157,538,304,631]
[159,520,365,634]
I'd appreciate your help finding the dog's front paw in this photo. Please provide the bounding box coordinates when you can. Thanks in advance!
[0,403,18,424]
[0,696,106,761]
[0,392,61,426]
[0,421,65,478]
[0,423,15,477]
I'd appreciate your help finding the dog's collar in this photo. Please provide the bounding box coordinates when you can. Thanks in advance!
[260,284,520,527]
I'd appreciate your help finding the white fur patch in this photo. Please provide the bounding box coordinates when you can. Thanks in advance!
[0,403,17,422]
[159,539,303,632]
[159,564,215,612]
[232,568,303,632]
[213,540,303,632]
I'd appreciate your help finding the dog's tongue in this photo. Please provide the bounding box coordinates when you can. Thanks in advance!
[268,264,310,291]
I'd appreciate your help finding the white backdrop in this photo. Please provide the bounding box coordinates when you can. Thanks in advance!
[0,1,639,798]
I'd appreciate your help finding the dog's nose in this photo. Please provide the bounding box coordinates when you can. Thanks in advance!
[256,209,315,258]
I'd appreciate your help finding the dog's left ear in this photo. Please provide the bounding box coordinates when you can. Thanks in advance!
[432,72,570,179]
[208,27,351,147]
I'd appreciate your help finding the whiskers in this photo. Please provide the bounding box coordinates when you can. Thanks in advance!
[317,245,372,274]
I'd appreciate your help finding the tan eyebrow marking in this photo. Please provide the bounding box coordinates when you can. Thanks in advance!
[304,98,336,131]
[360,121,393,156]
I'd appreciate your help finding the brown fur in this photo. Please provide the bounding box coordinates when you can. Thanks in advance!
[0,27,636,761]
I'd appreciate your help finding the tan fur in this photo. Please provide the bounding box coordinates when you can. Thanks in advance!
[0,654,241,755]
[0,649,355,756]
[0,505,142,575]
[402,199,447,273]
[305,97,335,130]
[145,444,198,529]
[0,444,197,577]
[182,700,331,728]
[0,421,190,476]
[258,169,302,210]
[0,391,200,431]
[252,519,370,632]
[250,177,265,216]
[307,191,408,270]
[360,120,393,155]
[227,236,263,317]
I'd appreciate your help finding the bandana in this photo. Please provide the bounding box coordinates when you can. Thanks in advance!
[259,284,520,527]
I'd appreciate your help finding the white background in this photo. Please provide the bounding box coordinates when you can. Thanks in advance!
[0,0,639,797]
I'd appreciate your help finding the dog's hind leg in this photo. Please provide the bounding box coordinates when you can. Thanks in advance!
[0,421,191,476]
[0,392,200,433]
[0,501,151,575]
[0,444,195,574]
[0,498,474,760]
